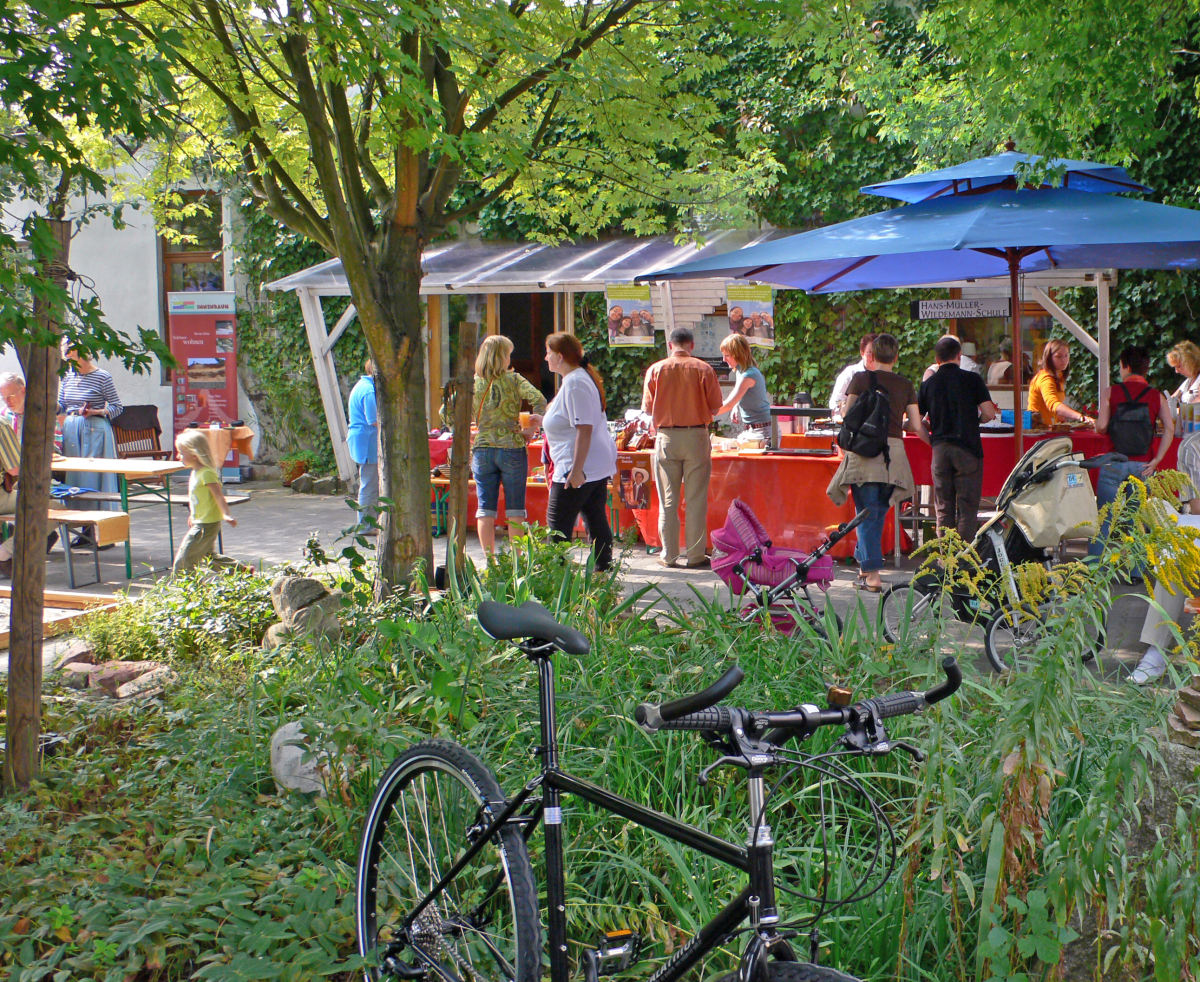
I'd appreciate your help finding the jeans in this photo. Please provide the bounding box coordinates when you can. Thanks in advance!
[356,457,379,524]
[472,446,528,518]
[850,482,891,573]
[1089,459,1147,560]
[546,478,613,571]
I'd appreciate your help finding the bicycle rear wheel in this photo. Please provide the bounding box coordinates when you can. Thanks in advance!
[716,959,863,982]
[356,739,541,982]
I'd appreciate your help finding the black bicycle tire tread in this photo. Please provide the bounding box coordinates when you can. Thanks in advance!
[356,738,541,982]
[715,960,864,982]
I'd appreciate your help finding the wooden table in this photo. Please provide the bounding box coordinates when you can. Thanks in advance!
[54,457,187,576]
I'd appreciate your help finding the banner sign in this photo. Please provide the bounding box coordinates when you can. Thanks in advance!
[726,284,774,348]
[167,291,240,460]
[606,284,656,346]
[910,298,1011,319]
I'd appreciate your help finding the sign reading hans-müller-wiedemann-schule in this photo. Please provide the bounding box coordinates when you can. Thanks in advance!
[910,298,1011,320]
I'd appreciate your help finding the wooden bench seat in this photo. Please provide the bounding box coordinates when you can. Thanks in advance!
[1,508,130,588]
[69,490,251,508]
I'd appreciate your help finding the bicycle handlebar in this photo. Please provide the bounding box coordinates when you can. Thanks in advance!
[635,665,744,730]
[637,657,961,744]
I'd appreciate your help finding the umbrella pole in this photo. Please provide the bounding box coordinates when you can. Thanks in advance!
[1010,252,1023,453]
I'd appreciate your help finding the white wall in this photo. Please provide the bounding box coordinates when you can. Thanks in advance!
[1,193,256,457]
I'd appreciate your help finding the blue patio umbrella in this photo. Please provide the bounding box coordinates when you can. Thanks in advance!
[860,150,1149,202]
[645,187,1200,440]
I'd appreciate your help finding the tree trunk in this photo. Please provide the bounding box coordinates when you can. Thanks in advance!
[363,230,435,590]
[5,217,66,790]
[448,319,478,564]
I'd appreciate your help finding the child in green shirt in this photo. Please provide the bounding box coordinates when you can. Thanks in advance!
[173,429,238,574]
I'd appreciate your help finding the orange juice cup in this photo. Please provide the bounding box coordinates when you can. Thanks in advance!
[519,412,532,429]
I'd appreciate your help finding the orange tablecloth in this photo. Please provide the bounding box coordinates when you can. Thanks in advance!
[903,429,1180,497]
[202,425,254,465]
[616,449,906,560]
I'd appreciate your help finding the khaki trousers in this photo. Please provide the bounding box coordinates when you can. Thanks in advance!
[652,427,711,565]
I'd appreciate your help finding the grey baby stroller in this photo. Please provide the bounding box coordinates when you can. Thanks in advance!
[880,436,1120,670]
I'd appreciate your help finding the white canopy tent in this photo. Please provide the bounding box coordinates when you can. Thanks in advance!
[264,234,1118,480]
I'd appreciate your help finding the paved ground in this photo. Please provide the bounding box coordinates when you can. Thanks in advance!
[1,477,1160,681]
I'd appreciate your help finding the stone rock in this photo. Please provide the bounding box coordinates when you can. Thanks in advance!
[270,721,336,796]
[55,639,96,671]
[262,622,292,650]
[290,473,314,493]
[114,666,178,700]
[270,575,329,620]
[91,661,168,696]
[60,663,94,689]
[310,475,339,496]
[286,602,342,642]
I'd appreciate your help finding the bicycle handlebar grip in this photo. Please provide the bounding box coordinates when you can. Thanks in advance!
[656,707,733,732]
[656,665,744,723]
[863,691,923,720]
[922,657,962,705]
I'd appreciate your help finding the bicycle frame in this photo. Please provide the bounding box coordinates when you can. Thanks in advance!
[403,644,797,982]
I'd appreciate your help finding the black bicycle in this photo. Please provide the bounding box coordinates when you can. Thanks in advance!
[356,600,961,982]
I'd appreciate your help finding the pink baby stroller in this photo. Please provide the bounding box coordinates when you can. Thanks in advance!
[710,499,866,636]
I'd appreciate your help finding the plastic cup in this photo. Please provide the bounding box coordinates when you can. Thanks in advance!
[519,412,532,429]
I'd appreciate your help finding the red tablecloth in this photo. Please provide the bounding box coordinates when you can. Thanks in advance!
[616,449,907,560]
[903,429,1180,497]
[429,436,542,472]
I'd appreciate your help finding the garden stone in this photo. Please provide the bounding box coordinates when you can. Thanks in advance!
[114,666,179,700]
[310,475,339,495]
[92,661,169,696]
[290,473,315,493]
[285,601,342,643]
[270,574,328,620]
[270,720,335,796]
[262,622,293,650]
[60,663,94,689]
[55,639,96,671]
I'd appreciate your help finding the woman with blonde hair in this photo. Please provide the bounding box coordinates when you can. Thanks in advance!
[1167,340,1200,405]
[717,333,772,444]
[1028,338,1092,426]
[468,334,547,556]
[533,332,617,571]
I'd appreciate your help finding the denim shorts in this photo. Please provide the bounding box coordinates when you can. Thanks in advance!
[472,446,528,518]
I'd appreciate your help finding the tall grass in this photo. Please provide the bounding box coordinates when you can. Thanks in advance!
[4,513,1200,979]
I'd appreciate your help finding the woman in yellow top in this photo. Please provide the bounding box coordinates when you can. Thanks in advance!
[1028,339,1093,426]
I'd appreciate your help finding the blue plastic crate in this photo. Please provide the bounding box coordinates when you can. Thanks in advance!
[999,409,1034,427]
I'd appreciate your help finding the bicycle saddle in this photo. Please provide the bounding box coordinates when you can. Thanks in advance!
[477,600,591,654]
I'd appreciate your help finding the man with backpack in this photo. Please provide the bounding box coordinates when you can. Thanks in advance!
[919,335,997,541]
[1090,345,1175,564]
[827,333,930,592]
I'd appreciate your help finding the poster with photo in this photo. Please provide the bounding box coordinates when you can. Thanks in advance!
[605,284,656,347]
[616,454,653,510]
[726,284,775,349]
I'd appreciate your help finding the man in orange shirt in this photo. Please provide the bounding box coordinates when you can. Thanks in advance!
[642,328,723,568]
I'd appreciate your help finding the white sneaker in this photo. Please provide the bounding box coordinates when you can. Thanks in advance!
[1129,646,1168,685]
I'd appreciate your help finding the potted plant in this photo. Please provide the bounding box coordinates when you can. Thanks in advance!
[278,449,321,486]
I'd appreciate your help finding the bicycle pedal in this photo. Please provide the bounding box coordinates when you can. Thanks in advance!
[588,930,641,975]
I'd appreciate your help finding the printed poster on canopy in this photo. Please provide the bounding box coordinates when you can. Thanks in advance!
[605,284,656,346]
[726,284,775,349]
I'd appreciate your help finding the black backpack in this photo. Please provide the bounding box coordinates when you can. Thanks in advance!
[837,371,891,463]
[1108,382,1154,457]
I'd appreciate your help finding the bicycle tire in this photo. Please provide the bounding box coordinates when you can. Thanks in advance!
[356,739,541,982]
[984,602,1105,673]
[716,959,864,982]
[879,582,941,646]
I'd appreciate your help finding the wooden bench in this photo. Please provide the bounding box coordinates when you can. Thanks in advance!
[1,508,130,589]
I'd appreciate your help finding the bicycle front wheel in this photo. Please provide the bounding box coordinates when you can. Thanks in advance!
[356,739,541,982]
[879,582,941,646]
[984,601,1105,673]
[716,959,864,982]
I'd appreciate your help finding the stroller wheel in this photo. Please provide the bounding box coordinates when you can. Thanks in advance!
[879,582,942,646]
[984,600,1105,673]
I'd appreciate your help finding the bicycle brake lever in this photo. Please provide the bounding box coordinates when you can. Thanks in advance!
[697,755,744,785]
[892,740,925,762]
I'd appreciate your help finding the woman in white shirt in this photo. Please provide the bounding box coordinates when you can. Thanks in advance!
[532,333,618,571]
[1167,340,1200,405]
